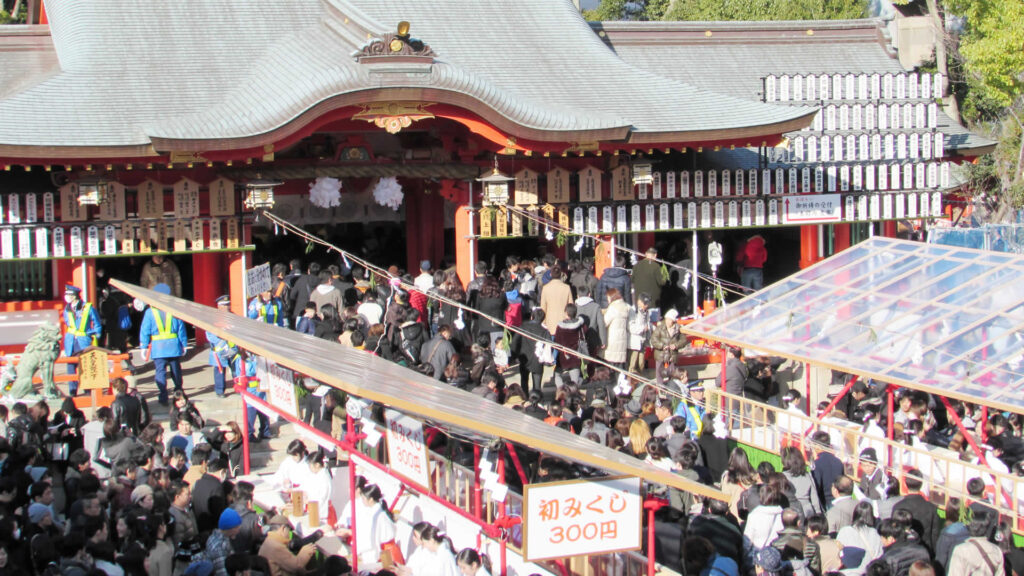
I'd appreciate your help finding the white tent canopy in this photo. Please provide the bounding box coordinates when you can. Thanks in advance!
[682,237,1024,414]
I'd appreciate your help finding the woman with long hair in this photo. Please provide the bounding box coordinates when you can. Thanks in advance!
[721,447,758,518]
[456,548,492,576]
[398,522,459,576]
[270,439,309,490]
[336,482,400,566]
[837,500,884,566]
[628,418,652,458]
[301,449,332,522]
[781,446,822,517]
[472,276,507,347]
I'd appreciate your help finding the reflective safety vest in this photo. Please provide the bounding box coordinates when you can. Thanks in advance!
[686,404,704,437]
[67,303,98,344]
[257,302,279,325]
[152,310,177,341]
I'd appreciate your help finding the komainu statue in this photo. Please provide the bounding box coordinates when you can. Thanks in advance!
[8,323,62,399]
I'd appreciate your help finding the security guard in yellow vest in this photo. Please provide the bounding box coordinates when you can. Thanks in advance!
[62,284,102,395]
[139,283,187,405]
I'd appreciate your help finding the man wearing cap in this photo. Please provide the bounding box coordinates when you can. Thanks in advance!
[206,509,243,576]
[138,283,188,405]
[207,296,242,398]
[62,284,102,395]
[259,515,317,576]
[414,259,434,293]
[675,381,707,440]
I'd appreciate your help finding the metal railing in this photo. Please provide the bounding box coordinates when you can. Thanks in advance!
[709,388,1024,529]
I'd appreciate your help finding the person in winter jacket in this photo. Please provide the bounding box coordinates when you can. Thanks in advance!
[286,262,321,328]
[138,284,188,405]
[420,326,456,382]
[308,271,344,318]
[602,288,630,368]
[877,518,931,576]
[512,308,550,394]
[739,234,768,291]
[62,284,102,395]
[553,304,586,390]
[596,254,633,308]
[574,284,607,357]
[632,247,666,312]
[397,308,427,367]
[627,293,652,374]
[568,258,598,302]
[472,276,507,347]
[650,309,687,384]
[540,266,573,335]
[314,304,343,342]
[246,290,285,327]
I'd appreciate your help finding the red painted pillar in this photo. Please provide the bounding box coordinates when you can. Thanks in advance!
[883,220,898,238]
[71,259,98,305]
[799,226,819,269]
[228,253,246,318]
[833,224,851,254]
[192,252,224,345]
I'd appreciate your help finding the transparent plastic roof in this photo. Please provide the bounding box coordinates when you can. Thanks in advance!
[684,237,1024,413]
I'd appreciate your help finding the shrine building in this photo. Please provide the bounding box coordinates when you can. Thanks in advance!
[0,0,991,347]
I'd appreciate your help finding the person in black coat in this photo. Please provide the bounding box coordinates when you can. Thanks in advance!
[51,396,87,455]
[686,499,743,565]
[192,457,228,538]
[111,379,144,436]
[595,254,633,308]
[892,469,942,553]
[314,303,343,342]
[512,309,549,394]
[809,431,844,509]
[473,276,507,345]
[287,262,321,328]
[202,423,244,478]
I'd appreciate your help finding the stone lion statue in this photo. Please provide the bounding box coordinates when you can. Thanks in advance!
[8,323,62,399]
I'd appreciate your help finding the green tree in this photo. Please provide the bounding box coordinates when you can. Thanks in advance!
[942,0,1024,215]
[588,0,866,21]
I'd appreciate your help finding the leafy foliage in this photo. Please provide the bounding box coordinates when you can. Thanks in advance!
[945,0,1024,117]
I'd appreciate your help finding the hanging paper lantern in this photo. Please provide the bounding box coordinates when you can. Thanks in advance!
[373,176,404,211]
[308,177,342,209]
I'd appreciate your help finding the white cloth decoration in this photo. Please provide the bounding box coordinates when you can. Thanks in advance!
[372,177,404,211]
[630,253,638,265]
[573,238,584,252]
[544,226,554,241]
[308,177,342,209]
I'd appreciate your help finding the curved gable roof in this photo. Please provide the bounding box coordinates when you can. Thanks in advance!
[0,0,812,158]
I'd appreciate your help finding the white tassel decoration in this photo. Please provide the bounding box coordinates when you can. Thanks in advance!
[372,177,404,211]
[308,177,342,209]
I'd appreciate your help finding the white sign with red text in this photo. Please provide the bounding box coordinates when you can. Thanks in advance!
[384,410,431,489]
[523,476,642,562]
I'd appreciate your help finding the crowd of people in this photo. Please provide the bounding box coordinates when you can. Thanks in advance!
[26,244,1024,576]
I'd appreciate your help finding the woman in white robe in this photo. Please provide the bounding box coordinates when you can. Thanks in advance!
[336,483,396,566]
[301,450,332,521]
[270,439,310,490]
[399,523,459,576]
[456,548,492,576]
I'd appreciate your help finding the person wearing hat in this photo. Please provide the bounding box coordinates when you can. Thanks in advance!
[649,309,687,386]
[258,514,317,576]
[62,284,103,396]
[855,447,888,501]
[675,380,707,440]
[205,509,243,576]
[754,545,784,575]
[139,283,188,405]
[130,484,155,511]
[141,253,183,298]
[207,296,241,398]
[414,259,434,293]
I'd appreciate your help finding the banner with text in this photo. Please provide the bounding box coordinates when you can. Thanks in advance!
[384,409,431,489]
[523,476,642,562]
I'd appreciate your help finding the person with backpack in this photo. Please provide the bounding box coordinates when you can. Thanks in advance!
[397,308,427,368]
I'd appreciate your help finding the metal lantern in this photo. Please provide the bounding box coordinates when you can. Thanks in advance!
[77,178,109,206]
[244,178,281,210]
[477,159,513,207]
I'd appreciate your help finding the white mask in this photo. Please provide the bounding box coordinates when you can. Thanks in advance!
[64,295,75,304]
[133,298,146,312]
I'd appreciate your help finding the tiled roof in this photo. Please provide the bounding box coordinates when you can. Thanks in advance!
[0,26,59,100]
[0,0,811,157]
[596,19,994,155]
